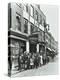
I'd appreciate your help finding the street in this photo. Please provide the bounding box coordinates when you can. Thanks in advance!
[11,56,59,77]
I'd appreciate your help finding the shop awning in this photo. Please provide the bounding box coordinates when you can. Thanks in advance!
[51,49,56,53]
[46,47,52,51]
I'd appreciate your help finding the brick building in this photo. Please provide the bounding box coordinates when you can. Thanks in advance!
[8,3,58,71]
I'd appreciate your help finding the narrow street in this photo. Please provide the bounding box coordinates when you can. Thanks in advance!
[11,56,59,77]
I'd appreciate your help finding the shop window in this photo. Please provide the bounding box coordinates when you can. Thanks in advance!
[11,42,19,55]
[24,19,28,33]
[16,13,21,31]
[15,42,19,55]
[30,5,34,17]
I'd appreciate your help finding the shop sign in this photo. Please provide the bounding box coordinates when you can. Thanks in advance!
[29,37,38,43]
[29,37,37,41]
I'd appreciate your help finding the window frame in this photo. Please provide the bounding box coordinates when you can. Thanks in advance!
[35,10,38,21]
[30,23,35,34]
[24,18,28,34]
[16,12,21,31]
[30,5,34,17]
[24,4,29,13]
[40,15,42,25]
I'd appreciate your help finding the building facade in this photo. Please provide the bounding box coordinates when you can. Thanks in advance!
[8,3,58,71]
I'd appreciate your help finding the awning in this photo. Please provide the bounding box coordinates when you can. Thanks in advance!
[51,49,56,53]
[46,47,52,51]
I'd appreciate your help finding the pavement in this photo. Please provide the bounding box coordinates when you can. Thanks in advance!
[11,55,59,77]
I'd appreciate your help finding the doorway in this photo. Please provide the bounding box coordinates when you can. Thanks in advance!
[30,43,36,53]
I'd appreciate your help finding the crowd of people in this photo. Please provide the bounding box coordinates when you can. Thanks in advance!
[17,51,49,71]
[8,50,57,76]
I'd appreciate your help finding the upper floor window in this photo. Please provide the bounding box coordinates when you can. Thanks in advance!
[42,18,45,27]
[24,19,28,33]
[33,26,38,32]
[30,5,34,17]
[40,15,42,25]
[35,10,38,21]
[30,23,34,34]
[16,13,21,31]
[39,15,40,23]
[8,5,11,29]
[26,5,29,12]
[24,4,29,13]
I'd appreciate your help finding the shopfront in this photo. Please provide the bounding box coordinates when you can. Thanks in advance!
[29,34,38,53]
[8,38,26,70]
[8,30,28,71]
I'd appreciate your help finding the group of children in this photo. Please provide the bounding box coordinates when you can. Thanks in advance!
[18,52,44,71]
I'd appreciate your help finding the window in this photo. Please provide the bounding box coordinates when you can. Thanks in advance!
[42,31,44,41]
[42,18,45,27]
[16,13,21,31]
[30,5,34,17]
[39,15,40,23]
[15,42,19,55]
[8,3,11,29]
[24,5,26,11]
[26,5,28,12]
[31,23,34,33]
[24,19,28,33]
[40,15,42,25]
[33,26,38,32]
[35,10,38,21]
[30,23,38,34]
[24,4,29,13]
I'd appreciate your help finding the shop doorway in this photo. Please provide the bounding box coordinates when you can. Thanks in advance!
[30,43,36,53]
[39,45,45,55]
